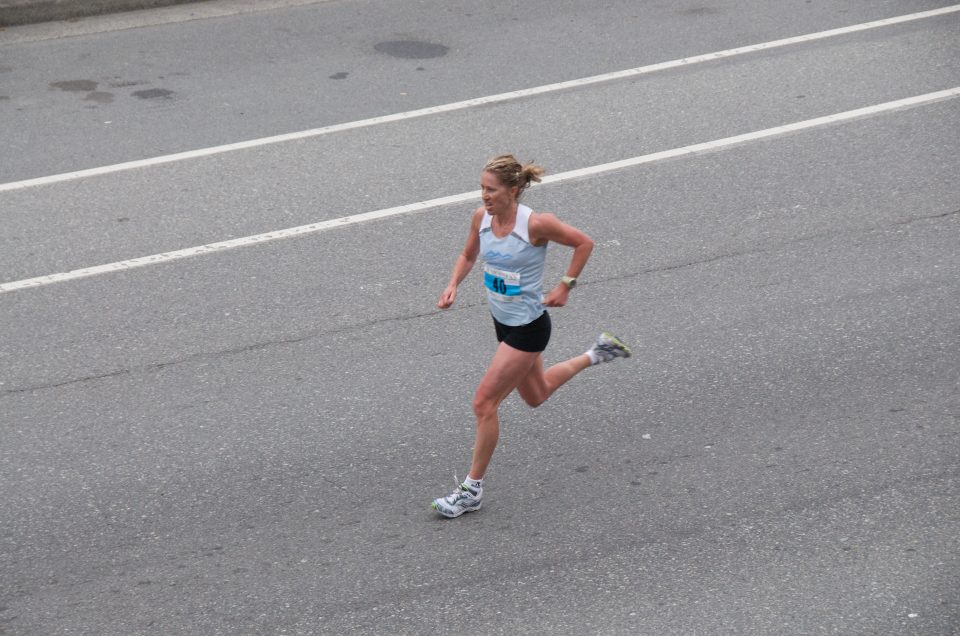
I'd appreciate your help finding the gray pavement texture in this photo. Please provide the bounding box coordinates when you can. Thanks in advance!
[2,0,959,634]
[0,0,206,27]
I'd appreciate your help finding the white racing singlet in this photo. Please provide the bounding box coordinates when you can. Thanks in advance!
[479,204,547,326]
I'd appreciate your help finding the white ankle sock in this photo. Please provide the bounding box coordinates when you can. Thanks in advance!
[464,476,483,491]
[586,349,601,365]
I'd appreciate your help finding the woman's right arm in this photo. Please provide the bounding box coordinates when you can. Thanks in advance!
[438,208,484,309]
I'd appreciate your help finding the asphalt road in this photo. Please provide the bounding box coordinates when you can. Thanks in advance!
[1,1,959,634]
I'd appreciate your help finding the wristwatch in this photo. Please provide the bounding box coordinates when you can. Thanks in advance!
[561,275,577,289]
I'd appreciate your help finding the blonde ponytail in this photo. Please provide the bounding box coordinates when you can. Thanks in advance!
[483,154,545,197]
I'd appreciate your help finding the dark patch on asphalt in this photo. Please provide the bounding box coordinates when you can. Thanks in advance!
[50,79,98,92]
[329,71,349,80]
[108,79,146,88]
[84,91,113,104]
[0,65,12,73]
[0,95,9,101]
[678,7,717,16]
[374,40,449,59]
[574,466,589,473]
[132,88,175,100]
[416,67,425,71]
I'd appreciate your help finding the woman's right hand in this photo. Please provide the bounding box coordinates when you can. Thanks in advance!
[437,284,458,309]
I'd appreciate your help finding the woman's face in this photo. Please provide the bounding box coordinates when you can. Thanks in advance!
[481,171,519,215]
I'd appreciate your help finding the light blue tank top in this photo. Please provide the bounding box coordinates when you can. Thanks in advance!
[479,204,547,326]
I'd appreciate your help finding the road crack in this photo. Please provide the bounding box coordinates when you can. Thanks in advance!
[4,207,956,397]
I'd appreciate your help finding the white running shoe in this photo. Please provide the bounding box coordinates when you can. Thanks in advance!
[590,332,632,363]
[431,479,482,518]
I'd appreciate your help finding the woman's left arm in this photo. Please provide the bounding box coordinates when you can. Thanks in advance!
[531,213,594,307]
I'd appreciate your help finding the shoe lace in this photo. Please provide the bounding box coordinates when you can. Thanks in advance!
[445,473,473,503]
[594,336,625,360]
[593,342,615,360]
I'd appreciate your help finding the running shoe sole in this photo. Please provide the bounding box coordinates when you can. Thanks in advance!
[431,500,482,518]
[600,332,632,357]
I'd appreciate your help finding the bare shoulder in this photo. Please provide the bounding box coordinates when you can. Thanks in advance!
[469,206,486,229]
[528,211,561,244]
[529,211,591,247]
[530,210,559,225]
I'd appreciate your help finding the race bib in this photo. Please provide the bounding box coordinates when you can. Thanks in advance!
[483,264,521,301]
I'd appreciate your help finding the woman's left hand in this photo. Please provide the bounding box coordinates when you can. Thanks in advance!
[543,283,571,307]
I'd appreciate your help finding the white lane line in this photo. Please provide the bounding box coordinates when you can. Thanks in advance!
[2,87,958,295]
[1,4,958,194]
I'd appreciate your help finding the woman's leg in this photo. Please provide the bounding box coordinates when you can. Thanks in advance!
[468,342,541,480]
[515,352,592,408]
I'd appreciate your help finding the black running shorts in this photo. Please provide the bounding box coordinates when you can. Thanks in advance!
[492,311,551,353]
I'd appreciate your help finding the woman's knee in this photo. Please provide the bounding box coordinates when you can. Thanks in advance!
[519,390,546,408]
[472,393,498,420]
[517,374,549,408]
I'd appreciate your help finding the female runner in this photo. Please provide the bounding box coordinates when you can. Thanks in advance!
[432,154,631,518]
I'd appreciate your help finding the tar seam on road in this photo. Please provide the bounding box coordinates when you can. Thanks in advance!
[0,3,958,195]
[1,86,958,296]
[7,208,957,396]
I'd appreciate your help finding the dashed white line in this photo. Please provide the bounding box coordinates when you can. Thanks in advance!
[2,86,958,295]
[1,4,958,194]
